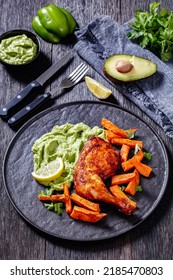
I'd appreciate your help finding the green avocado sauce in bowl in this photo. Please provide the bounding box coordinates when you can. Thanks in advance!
[0,29,40,66]
[32,123,105,192]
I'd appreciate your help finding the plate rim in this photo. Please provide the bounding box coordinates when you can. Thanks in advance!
[2,100,169,241]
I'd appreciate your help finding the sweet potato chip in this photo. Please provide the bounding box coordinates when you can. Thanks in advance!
[71,193,100,212]
[70,206,107,223]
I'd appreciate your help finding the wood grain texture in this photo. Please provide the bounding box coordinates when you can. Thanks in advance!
[0,0,173,260]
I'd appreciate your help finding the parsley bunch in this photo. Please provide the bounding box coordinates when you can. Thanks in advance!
[127,2,173,61]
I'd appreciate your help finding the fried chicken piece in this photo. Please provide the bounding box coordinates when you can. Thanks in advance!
[74,136,136,215]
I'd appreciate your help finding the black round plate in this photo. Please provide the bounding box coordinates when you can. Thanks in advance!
[3,101,169,241]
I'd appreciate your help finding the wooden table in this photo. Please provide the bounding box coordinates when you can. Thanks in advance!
[0,0,173,260]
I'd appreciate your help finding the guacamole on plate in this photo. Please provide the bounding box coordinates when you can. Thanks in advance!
[32,122,105,191]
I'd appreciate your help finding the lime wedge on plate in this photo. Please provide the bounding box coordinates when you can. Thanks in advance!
[85,76,112,99]
[32,157,64,182]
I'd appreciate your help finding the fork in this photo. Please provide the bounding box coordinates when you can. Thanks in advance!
[8,63,89,126]
[55,63,89,90]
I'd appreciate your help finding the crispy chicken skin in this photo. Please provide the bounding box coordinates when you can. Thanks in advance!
[74,136,136,215]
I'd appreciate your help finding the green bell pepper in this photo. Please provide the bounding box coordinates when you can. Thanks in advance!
[32,16,61,44]
[59,7,77,34]
[32,4,77,43]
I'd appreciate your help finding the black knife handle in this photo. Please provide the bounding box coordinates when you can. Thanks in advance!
[0,80,41,118]
[8,92,51,126]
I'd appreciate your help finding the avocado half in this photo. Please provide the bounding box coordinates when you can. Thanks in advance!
[103,54,157,83]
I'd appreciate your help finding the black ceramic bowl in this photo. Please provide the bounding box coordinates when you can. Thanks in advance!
[0,29,40,67]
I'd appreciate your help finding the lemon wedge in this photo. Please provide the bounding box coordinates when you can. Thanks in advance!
[85,76,112,99]
[31,157,64,182]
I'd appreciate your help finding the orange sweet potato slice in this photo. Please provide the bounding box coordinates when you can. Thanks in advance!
[70,193,100,212]
[63,182,72,214]
[111,172,136,185]
[70,206,107,223]
[101,118,129,138]
[38,194,65,202]
[105,129,123,141]
[131,157,152,177]
[125,169,140,196]
[120,144,131,163]
[121,150,144,172]
[111,138,143,149]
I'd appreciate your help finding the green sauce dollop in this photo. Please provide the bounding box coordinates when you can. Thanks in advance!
[32,123,105,191]
[0,34,37,65]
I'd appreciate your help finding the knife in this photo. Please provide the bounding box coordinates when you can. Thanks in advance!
[0,51,73,118]
[8,63,89,127]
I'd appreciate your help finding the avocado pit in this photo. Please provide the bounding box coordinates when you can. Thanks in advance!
[103,54,157,83]
[115,60,133,73]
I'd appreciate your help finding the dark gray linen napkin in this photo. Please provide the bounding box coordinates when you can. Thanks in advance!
[74,16,173,140]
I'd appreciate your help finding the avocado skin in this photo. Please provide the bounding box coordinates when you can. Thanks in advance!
[103,54,157,83]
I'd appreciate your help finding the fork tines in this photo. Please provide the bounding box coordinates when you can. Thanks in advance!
[69,63,89,84]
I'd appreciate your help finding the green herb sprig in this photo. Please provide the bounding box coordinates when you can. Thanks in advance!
[127,2,173,61]
[44,202,64,215]
[136,185,143,192]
